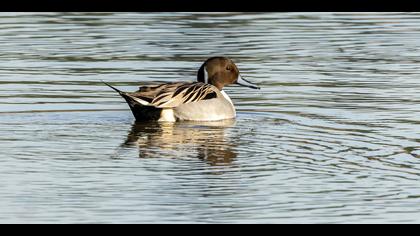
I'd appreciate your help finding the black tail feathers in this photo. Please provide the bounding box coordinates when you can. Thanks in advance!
[102,81,161,121]
[102,81,124,95]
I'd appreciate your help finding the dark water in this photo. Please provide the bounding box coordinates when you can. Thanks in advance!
[0,12,419,223]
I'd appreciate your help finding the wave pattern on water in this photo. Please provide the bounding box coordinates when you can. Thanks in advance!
[0,12,419,223]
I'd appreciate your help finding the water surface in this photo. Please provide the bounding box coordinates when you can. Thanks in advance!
[0,12,420,223]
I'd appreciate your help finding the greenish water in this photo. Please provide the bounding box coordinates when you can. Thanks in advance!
[0,12,419,223]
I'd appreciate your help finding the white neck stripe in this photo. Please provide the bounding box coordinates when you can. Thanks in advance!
[204,66,209,84]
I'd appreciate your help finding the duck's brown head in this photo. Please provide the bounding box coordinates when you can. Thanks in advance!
[197,57,260,90]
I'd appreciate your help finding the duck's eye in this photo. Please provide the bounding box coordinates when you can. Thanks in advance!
[226,66,232,71]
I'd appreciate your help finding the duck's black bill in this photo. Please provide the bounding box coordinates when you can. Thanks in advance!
[236,75,260,89]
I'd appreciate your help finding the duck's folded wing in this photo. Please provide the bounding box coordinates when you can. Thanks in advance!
[150,82,219,108]
[123,82,181,105]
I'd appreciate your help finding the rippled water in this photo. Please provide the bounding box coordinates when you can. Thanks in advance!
[0,12,420,223]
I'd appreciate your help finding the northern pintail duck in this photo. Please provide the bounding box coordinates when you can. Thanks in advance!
[105,57,260,122]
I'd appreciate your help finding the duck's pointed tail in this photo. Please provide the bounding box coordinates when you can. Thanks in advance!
[103,81,147,105]
[103,81,162,121]
[103,81,124,95]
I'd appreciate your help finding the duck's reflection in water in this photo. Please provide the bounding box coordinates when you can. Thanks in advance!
[121,119,237,166]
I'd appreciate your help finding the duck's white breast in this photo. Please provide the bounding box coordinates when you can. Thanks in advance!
[221,90,234,106]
